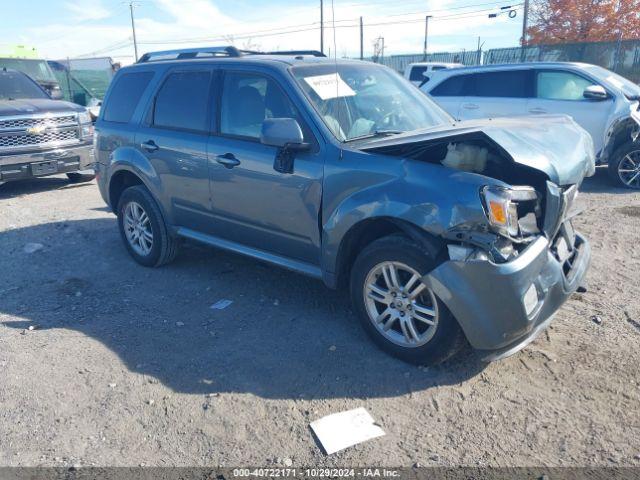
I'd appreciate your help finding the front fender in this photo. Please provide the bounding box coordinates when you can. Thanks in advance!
[321,159,499,276]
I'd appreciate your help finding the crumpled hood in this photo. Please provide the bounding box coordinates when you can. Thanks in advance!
[361,114,596,186]
[0,98,84,116]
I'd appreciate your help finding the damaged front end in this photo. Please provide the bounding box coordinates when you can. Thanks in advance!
[361,115,594,359]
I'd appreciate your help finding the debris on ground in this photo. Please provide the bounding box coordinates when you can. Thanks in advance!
[310,407,385,455]
[210,299,233,310]
[23,243,43,254]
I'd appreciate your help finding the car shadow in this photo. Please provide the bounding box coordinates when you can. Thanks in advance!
[580,165,638,194]
[0,218,486,400]
[0,175,95,199]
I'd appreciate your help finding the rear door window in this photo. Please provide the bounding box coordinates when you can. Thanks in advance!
[471,70,531,98]
[153,70,212,133]
[103,71,154,123]
[536,70,594,100]
[430,75,469,96]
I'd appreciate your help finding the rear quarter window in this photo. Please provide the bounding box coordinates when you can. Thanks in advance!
[102,71,154,123]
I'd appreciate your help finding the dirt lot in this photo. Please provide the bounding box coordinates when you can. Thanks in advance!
[0,169,639,468]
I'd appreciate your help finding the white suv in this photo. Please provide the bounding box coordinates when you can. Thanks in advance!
[404,62,463,87]
[421,62,640,188]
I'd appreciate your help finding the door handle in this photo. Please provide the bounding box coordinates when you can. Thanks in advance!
[216,153,240,168]
[462,103,479,110]
[529,108,547,114]
[140,140,159,152]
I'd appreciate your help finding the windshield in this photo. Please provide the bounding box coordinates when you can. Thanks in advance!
[55,57,116,99]
[292,63,452,141]
[0,58,58,83]
[584,65,640,98]
[0,70,48,100]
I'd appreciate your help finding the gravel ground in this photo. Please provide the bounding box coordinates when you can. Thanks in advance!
[0,168,639,468]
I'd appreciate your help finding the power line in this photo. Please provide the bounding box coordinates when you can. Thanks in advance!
[70,1,524,58]
[74,38,133,58]
[137,3,521,46]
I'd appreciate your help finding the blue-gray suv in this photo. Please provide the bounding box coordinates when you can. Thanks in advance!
[95,46,594,366]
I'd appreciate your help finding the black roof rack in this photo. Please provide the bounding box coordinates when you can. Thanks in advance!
[137,46,242,63]
[257,50,326,57]
[137,46,326,63]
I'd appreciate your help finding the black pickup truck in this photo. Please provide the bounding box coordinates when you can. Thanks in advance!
[0,68,94,184]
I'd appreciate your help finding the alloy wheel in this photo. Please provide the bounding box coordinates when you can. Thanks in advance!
[123,201,154,256]
[363,261,439,348]
[618,150,640,189]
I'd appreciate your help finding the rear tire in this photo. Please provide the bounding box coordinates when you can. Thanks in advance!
[117,185,178,267]
[608,142,640,189]
[66,172,96,183]
[349,234,466,365]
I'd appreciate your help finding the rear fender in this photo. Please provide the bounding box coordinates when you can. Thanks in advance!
[107,147,168,219]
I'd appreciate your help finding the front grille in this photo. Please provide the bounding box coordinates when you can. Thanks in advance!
[0,115,77,131]
[0,129,79,149]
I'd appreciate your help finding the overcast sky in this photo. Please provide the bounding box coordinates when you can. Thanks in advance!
[1,0,524,64]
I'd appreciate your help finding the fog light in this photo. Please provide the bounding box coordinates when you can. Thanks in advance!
[523,284,539,316]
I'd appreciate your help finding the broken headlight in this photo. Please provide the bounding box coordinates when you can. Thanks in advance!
[481,185,538,240]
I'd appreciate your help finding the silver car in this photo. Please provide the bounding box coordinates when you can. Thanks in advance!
[421,62,640,189]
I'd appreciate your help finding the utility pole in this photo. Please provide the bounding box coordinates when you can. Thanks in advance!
[359,16,364,60]
[129,2,139,61]
[519,0,529,62]
[320,0,324,55]
[521,0,529,46]
[423,15,432,61]
[613,0,623,71]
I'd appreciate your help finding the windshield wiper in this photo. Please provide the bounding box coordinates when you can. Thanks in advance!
[344,129,404,143]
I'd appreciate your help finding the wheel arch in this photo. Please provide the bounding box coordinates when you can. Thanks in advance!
[330,216,446,289]
[603,116,639,164]
[106,146,166,216]
[109,169,145,212]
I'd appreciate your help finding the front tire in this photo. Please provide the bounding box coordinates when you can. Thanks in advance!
[117,185,178,267]
[350,234,466,365]
[608,142,640,189]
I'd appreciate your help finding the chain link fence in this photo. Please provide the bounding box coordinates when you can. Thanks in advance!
[370,39,640,83]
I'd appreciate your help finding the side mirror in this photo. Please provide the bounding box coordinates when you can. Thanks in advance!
[261,118,309,174]
[49,87,64,100]
[260,118,305,148]
[583,85,608,101]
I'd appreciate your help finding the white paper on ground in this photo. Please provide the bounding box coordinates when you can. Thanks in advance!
[303,73,356,100]
[310,407,385,455]
[210,299,233,310]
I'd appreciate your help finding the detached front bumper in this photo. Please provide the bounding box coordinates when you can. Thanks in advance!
[0,142,94,182]
[423,231,590,361]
